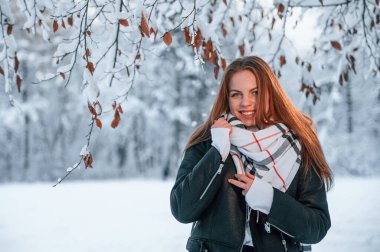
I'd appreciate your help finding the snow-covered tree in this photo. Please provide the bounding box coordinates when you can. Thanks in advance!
[0,0,379,182]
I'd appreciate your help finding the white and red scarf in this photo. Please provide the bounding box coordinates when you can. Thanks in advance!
[226,113,302,192]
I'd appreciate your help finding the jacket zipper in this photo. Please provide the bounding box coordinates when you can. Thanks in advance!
[267,222,296,238]
[280,232,288,251]
[239,205,252,252]
[199,161,224,200]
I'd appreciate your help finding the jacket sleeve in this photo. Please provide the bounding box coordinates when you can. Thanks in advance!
[266,167,331,244]
[170,141,227,224]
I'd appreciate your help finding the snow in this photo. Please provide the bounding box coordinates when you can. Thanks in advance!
[0,177,379,252]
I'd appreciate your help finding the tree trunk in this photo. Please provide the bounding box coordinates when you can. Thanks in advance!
[346,78,353,133]
[22,65,30,180]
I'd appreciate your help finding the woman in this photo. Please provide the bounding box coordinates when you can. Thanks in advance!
[170,56,332,252]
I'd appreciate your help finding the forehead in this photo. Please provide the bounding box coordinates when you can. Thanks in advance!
[229,70,257,91]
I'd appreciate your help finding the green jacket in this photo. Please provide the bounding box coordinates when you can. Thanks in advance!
[170,139,331,252]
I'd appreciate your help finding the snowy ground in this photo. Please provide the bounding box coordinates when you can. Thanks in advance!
[0,177,379,252]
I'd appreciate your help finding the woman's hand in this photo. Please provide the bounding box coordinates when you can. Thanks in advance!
[211,117,232,135]
[228,172,255,196]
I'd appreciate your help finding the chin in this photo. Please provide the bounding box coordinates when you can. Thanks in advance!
[238,118,256,127]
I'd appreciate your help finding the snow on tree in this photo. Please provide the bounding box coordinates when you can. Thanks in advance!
[0,0,379,182]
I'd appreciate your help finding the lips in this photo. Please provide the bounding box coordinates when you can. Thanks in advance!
[239,110,255,119]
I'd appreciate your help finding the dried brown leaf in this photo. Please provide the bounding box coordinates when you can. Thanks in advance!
[339,74,343,85]
[96,118,102,129]
[15,56,19,72]
[221,24,227,37]
[214,65,219,80]
[313,95,318,105]
[330,41,342,50]
[150,27,157,39]
[53,20,58,32]
[300,83,307,92]
[87,62,95,74]
[305,87,312,98]
[295,57,300,65]
[119,19,129,26]
[206,39,213,54]
[194,30,203,49]
[280,55,286,67]
[208,15,212,24]
[16,75,21,93]
[84,153,93,168]
[277,3,285,18]
[117,105,123,114]
[183,27,191,44]
[59,72,65,79]
[141,13,150,38]
[163,32,172,46]
[307,63,312,72]
[68,17,73,26]
[88,103,96,116]
[111,110,121,128]
[238,44,245,56]
[7,24,13,35]
[210,51,218,64]
[221,58,227,71]
[0,67,4,75]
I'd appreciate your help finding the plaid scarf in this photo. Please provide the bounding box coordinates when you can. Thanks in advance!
[226,113,302,192]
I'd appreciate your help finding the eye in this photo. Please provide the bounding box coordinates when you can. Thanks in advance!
[230,93,240,97]
[252,90,258,96]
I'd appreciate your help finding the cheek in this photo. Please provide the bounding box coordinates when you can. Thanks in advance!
[228,99,237,111]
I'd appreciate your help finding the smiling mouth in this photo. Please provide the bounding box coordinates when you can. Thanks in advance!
[240,111,254,115]
[239,111,256,119]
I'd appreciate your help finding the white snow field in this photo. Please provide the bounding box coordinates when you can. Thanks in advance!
[0,177,379,252]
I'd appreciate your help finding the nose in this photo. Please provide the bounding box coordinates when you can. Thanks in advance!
[241,95,255,107]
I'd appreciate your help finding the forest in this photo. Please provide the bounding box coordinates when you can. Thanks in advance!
[0,0,379,183]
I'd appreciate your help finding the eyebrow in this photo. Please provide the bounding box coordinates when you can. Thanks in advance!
[229,88,258,92]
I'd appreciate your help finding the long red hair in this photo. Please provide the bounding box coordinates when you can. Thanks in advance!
[184,56,333,190]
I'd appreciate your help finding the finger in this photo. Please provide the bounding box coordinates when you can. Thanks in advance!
[228,178,247,190]
[234,174,252,183]
[246,172,255,180]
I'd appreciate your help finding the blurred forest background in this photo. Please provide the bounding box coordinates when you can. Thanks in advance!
[0,0,379,183]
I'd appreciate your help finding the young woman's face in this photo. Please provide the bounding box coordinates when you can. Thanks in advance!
[228,70,258,127]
